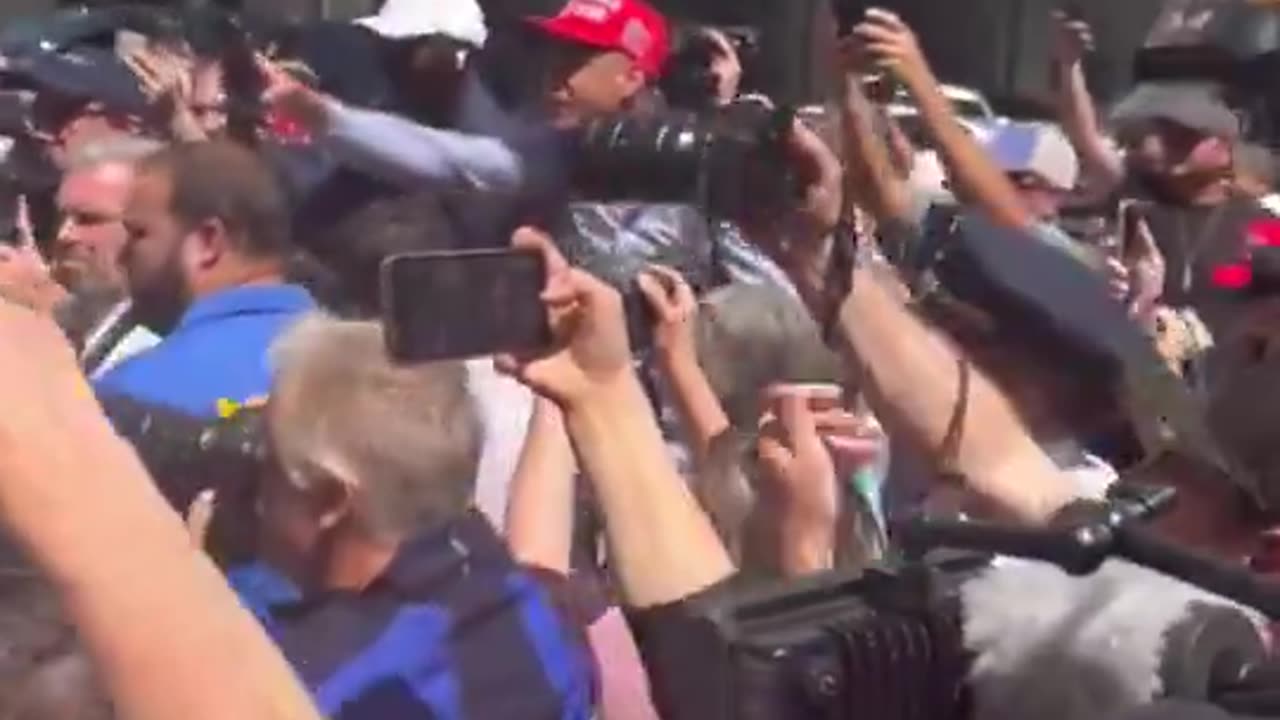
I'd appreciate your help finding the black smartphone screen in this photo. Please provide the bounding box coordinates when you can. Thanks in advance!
[1119,200,1148,258]
[832,0,872,36]
[381,250,552,363]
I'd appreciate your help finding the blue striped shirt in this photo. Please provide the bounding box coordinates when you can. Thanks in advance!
[230,512,595,719]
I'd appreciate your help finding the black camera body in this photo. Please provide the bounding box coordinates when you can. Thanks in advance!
[650,563,975,720]
[570,100,797,222]
[99,394,267,565]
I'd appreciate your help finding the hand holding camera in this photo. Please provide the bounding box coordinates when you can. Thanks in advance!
[636,264,697,363]
[741,119,846,324]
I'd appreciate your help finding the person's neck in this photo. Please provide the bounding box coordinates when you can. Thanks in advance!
[1169,175,1232,207]
[320,535,399,594]
[192,263,287,300]
[1187,180,1231,207]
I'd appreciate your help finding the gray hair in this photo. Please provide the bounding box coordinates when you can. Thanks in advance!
[65,136,166,173]
[268,314,483,540]
[689,283,879,574]
[694,283,844,428]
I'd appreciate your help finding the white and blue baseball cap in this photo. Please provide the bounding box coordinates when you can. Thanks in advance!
[984,121,1080,191]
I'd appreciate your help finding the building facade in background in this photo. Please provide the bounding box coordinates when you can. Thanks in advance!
[0,0,1167,111]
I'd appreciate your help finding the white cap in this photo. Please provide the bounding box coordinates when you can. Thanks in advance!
[983,121,1080,192]
[355,0,489,47]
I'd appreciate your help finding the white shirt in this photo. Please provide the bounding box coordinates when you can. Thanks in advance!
[466,359,534,529]
[81,301,159,380]
[1258,193,1280,217]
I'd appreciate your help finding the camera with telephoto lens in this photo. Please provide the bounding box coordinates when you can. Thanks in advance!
[99,394,267,566]
[569,99,797,223]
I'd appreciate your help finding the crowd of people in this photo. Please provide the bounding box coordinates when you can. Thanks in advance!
[0,0,1279,718]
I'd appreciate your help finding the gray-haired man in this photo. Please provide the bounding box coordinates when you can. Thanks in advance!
[36,137,160,377]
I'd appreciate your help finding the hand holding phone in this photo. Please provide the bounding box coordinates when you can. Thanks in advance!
[1051,4,1095,65]
[1118,201,1166,318]
[635,265,693,357]
[1119,200,1150,259]
[494,228,637,407]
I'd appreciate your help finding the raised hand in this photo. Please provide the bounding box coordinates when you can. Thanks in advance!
[257,54,330,136]
[636,264,697,361]
[1123,215,1167,322]
[1050,10,1096,67]
[126,47,190,105]
[851,9,934,89]
[0,196,66,314]
[495,228,634,407]
[757,390,840,543]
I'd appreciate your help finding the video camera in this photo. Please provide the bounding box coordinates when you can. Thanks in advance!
[648,560,975,720]
[655,487,1280,720]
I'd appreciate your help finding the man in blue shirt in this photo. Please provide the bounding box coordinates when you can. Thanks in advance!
[232,314,594,719]
[96,140,314,416]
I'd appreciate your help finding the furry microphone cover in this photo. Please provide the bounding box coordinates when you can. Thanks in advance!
[962,559,1264,720]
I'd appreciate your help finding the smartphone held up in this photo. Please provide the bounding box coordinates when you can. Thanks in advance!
[380,249,553,364]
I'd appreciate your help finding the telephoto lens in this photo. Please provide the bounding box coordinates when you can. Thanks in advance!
[570,100,796,221]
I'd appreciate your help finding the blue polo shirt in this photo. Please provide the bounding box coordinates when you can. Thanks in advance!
[229,511,595,720]
[94,285,315,417]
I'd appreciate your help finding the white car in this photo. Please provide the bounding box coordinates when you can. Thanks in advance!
[886,83,997,123]
[882,84,1004,202]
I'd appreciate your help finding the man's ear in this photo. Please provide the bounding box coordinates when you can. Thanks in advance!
[307,460,357,532]
[620,62,647,100]
[187,217,230,271]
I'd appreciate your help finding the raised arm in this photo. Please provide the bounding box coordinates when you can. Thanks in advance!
[323,100,528,192]
[1049,11,1125,194]
[838,66,916,225]
[637,265,731,468]
[497,230,734,609]
[754,122,1079,525]
[0,303,320,720]
[853,9,1032,229]
[831,262,1078,523]
[504,397,577,573]
[260,57,528,193]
